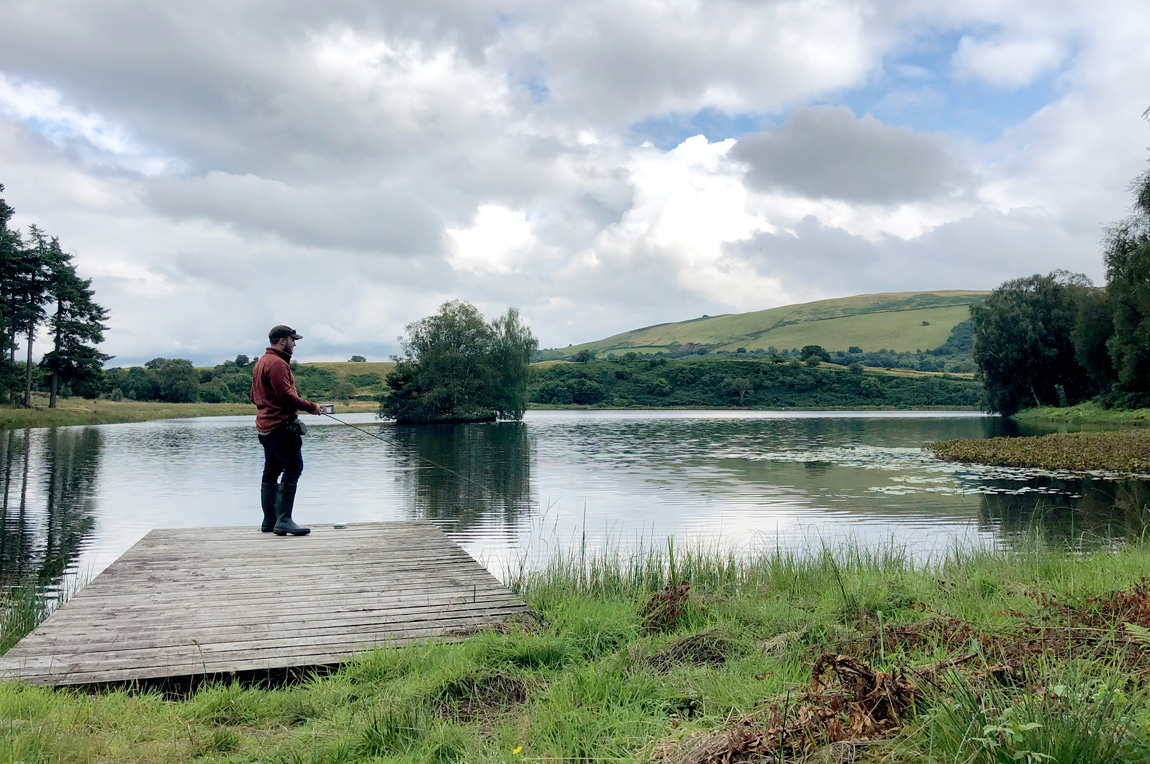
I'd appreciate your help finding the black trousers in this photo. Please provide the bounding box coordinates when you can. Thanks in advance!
[259,426,304,486]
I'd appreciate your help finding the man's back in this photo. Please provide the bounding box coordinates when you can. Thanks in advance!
[252,348,310,434]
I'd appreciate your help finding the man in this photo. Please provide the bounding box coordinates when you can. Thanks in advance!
[251,325,322,536]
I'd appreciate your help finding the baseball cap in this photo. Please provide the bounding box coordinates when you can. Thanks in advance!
[269,325,303,341]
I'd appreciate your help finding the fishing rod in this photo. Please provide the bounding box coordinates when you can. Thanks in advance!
[320,412,523,504]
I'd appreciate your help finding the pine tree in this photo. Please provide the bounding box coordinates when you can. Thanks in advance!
[14,226,54,406]
[41,237,110,406]
[0,185,26,402]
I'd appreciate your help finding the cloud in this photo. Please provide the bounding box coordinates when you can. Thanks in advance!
[0,73,180,175]
[730,106,973,205]
[723,207,1097,299]
[0,0,1148,365]
[952,35,1067,89]
[144,172,446,255]
[505,0,888,123]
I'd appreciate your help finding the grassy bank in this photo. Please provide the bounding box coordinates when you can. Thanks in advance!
[0,397,379,430]
[6,538,1150,762]
[1015,401,1150,426]
[930,429,1150,473]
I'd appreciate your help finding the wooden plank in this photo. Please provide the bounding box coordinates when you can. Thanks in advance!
[15,601,527,650]
[33,595,525,636]
[51,573,510,605]
[15,633,478,686]
[2,607,530,670]
[0,523,526,686]
[21,590,525,633]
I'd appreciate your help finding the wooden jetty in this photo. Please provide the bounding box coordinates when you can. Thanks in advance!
[0,522,527,686]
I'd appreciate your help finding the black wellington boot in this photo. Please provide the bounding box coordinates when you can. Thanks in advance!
[273,483,311,536]
[260,483,278,532]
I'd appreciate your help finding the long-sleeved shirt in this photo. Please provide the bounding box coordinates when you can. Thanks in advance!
[251,347,320,434]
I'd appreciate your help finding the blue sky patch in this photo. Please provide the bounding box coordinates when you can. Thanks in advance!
[834,28,1063,142]
[630,108,764,150]
[628,27,1062,151]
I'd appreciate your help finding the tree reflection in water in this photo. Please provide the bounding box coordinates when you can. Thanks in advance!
[392,422,533,533]
[979,478,1150,545]
[0,427,100,593]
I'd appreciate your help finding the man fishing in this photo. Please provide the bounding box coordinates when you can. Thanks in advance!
[251,325,323,536]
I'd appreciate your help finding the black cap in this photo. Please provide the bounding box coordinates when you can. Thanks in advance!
[269,325,303,342]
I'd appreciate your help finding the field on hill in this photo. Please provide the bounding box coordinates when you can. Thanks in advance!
[537,290,986,360]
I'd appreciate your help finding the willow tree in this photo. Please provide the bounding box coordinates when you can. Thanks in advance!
[970,271,1096,415]
[382,301,538,424]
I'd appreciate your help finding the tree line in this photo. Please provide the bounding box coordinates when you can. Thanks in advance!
[530,354,980,409]
[105,356,385,404]
[972,155,1150,415]
[0,185,109,407]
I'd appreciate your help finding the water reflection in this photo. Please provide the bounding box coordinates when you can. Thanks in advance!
[0,428,99,591]
[394,422,533,533]
[1,410,1149,606]
[979,479,1150,541]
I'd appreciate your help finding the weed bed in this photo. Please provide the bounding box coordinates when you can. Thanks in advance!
[5,540,1150,762]
[929,429,1150,473]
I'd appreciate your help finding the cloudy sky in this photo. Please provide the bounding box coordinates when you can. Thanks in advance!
[2,0,1148,365]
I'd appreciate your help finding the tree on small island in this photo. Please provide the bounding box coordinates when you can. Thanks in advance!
[381,301,538,424]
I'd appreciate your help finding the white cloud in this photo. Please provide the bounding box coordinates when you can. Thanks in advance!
[952,35,1067,89]
[448,205,535,274]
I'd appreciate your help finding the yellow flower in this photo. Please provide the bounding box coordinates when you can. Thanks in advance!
[512,746,523,755]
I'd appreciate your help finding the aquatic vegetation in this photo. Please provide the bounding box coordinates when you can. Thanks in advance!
[929,429,1150,474]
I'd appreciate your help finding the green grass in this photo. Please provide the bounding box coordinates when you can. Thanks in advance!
[0,397,379,430]
[1015,402,1150,427]
[7,536,1150,762]
[538,290,986,358]
[305,361,394,377]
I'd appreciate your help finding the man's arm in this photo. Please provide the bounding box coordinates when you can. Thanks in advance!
[267,361,321,415]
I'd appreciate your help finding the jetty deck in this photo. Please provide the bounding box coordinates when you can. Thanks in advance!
[0,522,527,686]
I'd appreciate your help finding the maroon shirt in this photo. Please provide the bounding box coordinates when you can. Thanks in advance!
[251,347,320,434]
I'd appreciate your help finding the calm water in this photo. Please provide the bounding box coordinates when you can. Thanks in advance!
[1,410,1147,594]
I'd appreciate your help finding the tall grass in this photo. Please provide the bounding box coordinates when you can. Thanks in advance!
[921,663,1150,763]
[1,574,88,655]
[0,583,52,655]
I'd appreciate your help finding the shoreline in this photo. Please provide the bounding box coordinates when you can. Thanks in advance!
[1014,401,1150,427]
[5,537,1150,762]
[0,399,380,430]
[1,401,986,430]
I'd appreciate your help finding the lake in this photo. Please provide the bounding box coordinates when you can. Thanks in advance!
[2,410,1146,596]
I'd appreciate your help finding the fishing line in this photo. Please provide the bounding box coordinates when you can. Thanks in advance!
[320,412,524,504]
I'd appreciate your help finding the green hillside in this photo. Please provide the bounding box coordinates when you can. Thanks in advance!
[537,291,987,360]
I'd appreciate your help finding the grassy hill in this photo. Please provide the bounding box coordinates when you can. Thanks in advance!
[295,361,394,400]
[537,291,987,360]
